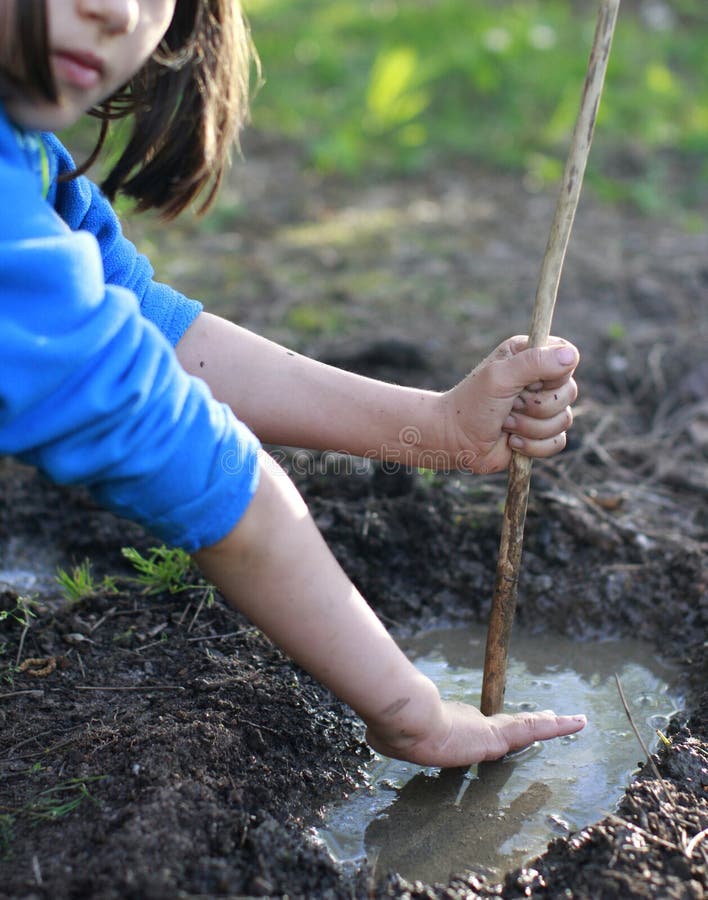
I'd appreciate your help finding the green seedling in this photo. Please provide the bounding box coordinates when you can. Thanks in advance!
[0,776,104,857]
[23,778,102,821]
[0,597,37,686]
[0,595,36,629]
[56,559,117,603]
[121,545,215,606]
[606,321,626,341]
[121,545,192,594]
[656,730,672,748]
[416,467,439,489]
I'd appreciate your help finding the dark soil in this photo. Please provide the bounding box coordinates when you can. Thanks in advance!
[1,132,706,898]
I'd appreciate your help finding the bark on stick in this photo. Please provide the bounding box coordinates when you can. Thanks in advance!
[480,0,620,717]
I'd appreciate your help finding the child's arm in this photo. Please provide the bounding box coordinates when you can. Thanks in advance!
[195,450,586,768]
[177,312,578,473]
[42,137,575,473]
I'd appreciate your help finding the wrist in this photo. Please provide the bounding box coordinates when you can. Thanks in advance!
[387,390,452,471]
[364,671,448,760]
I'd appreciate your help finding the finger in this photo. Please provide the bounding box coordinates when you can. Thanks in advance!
[487,711,586,759]
[504,407,573,442]
[506,335,578,357]
[508,431,568,458]
[512,378,578,414]
[495,343,580,397]
[525,376,570,392]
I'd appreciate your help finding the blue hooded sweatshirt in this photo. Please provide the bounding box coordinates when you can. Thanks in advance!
[0,105,260,552]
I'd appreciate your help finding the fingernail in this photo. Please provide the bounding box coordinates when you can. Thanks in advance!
[513,396,526,410]
[509,435,523,449]
[556,346,576,365]
[504,415,517,428]
[569,715,587,726]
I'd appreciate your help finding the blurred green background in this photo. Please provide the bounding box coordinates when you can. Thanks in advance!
[242,0,707,218]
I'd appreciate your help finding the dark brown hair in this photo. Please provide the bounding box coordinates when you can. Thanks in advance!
[0,1,57,102]
[0,0,256,219]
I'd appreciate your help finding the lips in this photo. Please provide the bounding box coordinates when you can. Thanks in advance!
[52,50,105,90]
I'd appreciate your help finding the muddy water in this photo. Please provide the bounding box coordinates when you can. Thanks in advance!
[317,625,681,884]
[0,533,65,594]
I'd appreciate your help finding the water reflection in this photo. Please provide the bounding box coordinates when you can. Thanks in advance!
[318,625,682,884]
[366,760,551,883]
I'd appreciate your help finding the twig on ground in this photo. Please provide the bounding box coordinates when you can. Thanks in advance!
[74,684,184,692]
[15,622,30,669]
[88,607,116,635]
[614,673,668,790]
[2,723,83,760]
[606,814,683,855]
[560,410,626,478]
[185,631,243,643]
[614,673,692,854]
[539,466,626,531]
[238,718,278,735]
[133,640,166,653]
[187,592,206,633]
[686,827,708,859]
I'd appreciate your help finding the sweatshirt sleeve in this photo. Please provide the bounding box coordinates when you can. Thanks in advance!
[43,132,202,347]
[0,120,260,552]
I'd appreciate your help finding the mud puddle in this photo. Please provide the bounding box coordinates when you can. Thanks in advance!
[317,625,682,885]
[0,532,65,594]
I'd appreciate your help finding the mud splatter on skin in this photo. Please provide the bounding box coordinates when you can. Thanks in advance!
[380,697,411,718]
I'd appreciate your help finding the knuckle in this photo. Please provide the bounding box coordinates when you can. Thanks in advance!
[484,723,507,760]
[509,714,539,746]
[528,347,546,371]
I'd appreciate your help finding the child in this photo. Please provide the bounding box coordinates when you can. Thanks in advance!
[0,0,585,767]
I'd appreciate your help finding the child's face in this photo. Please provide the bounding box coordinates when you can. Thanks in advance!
[4,0,177,131]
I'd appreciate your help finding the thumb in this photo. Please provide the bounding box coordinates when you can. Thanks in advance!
[501,343,579,393]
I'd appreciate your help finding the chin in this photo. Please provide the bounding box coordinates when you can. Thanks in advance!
[6,97,84,132]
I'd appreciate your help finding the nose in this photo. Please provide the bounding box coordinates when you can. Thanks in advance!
[76,0,140,35]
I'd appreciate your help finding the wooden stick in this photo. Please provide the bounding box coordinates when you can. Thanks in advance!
[480,0,620,717]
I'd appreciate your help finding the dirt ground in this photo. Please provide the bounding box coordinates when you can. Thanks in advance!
[1,133,706,898]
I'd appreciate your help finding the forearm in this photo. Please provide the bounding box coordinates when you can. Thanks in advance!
[193,450,443,740]
[177,312,447,462]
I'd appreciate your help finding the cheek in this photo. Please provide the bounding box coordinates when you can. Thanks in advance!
[145,1,178,54]
[158,1,179,36]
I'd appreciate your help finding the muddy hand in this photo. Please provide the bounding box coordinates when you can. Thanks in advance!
[366,700,586,768]
[442,335,579,474]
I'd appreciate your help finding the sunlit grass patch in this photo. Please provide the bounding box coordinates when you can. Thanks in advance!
[244,0,707,212]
